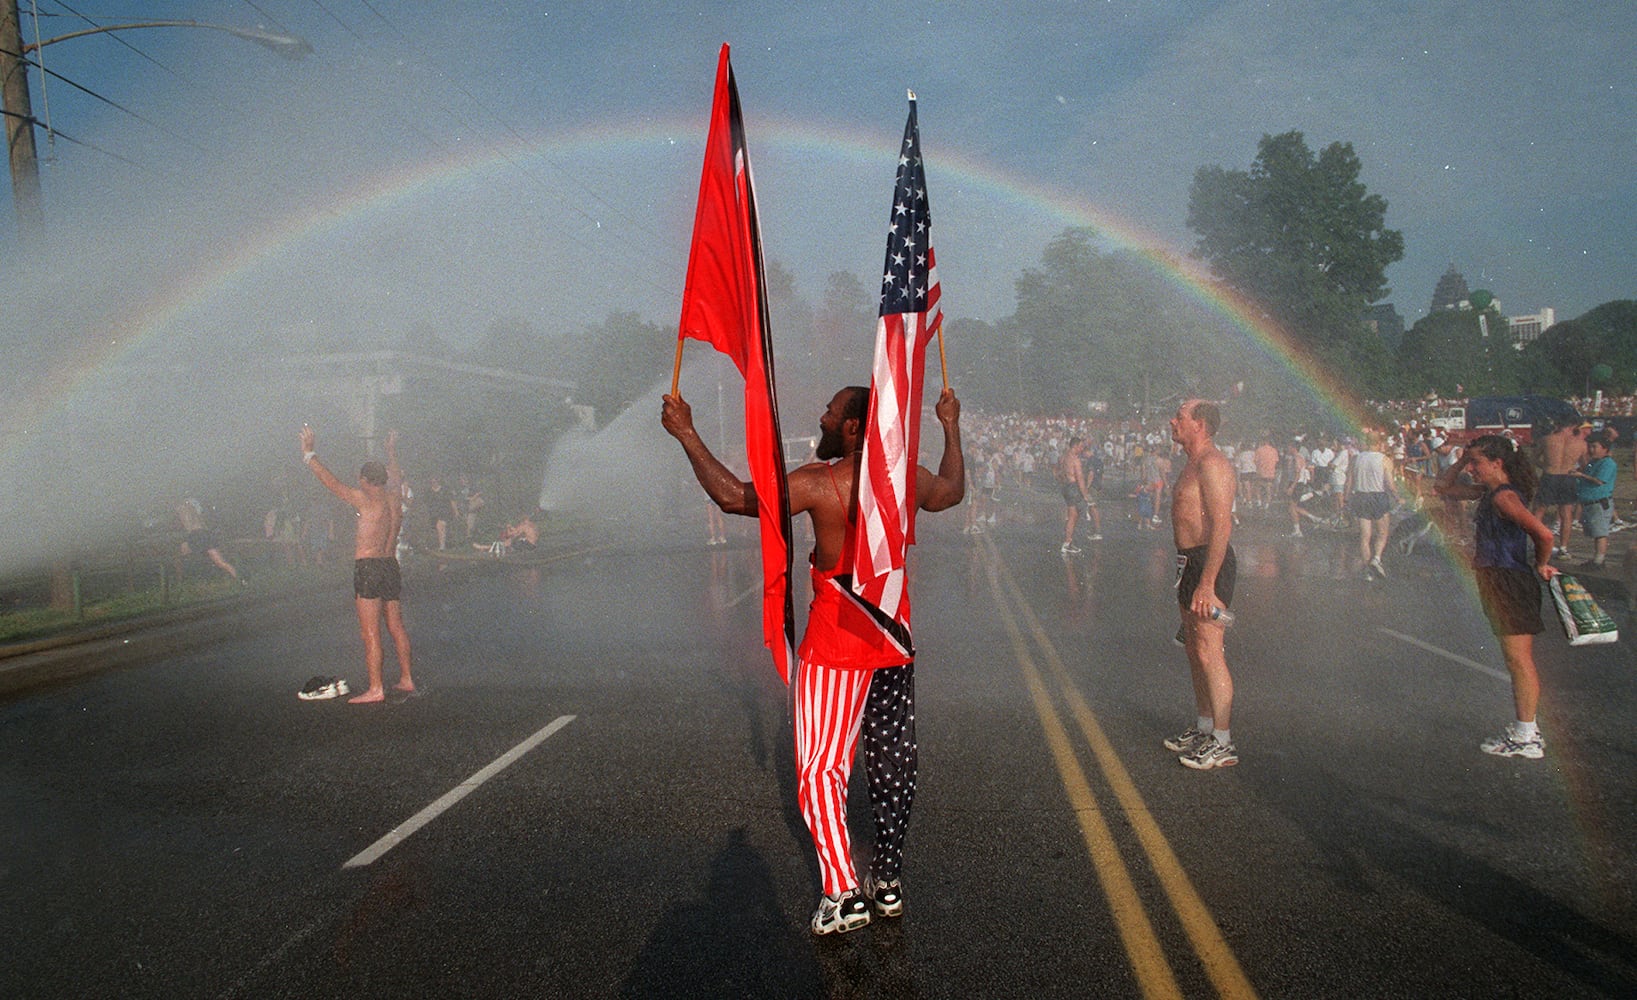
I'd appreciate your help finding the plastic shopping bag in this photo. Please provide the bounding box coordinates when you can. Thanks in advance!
[1548,574,1619,646]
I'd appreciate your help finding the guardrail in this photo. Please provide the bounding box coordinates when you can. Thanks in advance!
[0,535,291,631]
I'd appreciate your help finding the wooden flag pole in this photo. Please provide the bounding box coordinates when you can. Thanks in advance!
[670,337,685,398]
[936,326,948,390]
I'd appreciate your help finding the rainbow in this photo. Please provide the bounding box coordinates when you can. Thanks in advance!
[1,114,1376,464]
[8,116,1589,835]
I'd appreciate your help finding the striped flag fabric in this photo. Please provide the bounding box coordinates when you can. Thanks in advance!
[677,44,795,682]
[851,94,941,655]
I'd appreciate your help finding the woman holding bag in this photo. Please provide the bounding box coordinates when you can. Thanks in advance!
[1435,435,1559,759]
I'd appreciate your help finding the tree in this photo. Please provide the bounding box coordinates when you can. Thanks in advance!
[464,316,552,376]
[1395,308,1522,397]
[1519,300,1637,396]
[559,311,672,423]
[1011,229,1238,416]
[1187,132,1404,395]
[814,269,873,365]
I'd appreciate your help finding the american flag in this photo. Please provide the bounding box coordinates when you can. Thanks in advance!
[851,95,941,655]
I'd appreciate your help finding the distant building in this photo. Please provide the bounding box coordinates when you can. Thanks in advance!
[1430,266,1470,312]
[1364,303,1405,351]
[1508,308,1557,348]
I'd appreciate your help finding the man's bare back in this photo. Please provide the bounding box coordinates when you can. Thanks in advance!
[298,425,401,557]
[352,490,398,559]
[1541,425,1587,476]
[176,502,205,533]
[790,456,858,573]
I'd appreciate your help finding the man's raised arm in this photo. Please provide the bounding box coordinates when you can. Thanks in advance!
[661,394,759,516]
[384,429,403,493]
[299,424,365,510]
[917,388,965,512]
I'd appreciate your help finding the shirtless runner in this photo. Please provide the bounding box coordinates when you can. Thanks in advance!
[300,425,415,704]
[1164,399,1240,770]
[1535,419,1588,557]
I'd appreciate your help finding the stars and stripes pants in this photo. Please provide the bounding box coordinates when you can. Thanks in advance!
[795,657,918,897]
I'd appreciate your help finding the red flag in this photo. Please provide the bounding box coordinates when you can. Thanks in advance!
[677,45,795,682]
[852,96,940,658]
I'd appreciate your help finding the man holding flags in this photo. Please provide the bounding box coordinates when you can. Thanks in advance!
[663,384,963,933]
[663,48,963,936]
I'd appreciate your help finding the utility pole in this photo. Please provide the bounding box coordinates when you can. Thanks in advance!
[1,0,42,239]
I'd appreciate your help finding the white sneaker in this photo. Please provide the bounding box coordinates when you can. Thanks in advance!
[1369,558,1386,577]
[1480,727,1545,760]
[865,878,903,918]
[811,889,871,935]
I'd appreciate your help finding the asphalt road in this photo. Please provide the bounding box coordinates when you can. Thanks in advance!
[3,506,1636,999]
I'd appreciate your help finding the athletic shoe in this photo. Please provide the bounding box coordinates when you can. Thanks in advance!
[865,878,903,918]
[1553,547,1570,558]
[1369,557,1387,577]
[1180,735,1239,770]
[811,889,871,935]
[1289,528,1304,538]
[1162,726,1208,753]
[1088,533,1103,541]
[1480,729,1545,759]
[1061,543,1081,554]
[1579,558,1605,569]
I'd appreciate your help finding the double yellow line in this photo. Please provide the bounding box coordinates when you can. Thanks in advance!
[978,534,1258,1000]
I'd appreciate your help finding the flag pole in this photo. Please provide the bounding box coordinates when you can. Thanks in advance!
[937,325,948,390]
[670,336,685,397]
[905,89,948,392]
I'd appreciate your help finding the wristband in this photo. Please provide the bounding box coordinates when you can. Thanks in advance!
[303,451,317,464]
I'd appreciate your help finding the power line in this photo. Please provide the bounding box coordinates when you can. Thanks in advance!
[21,51,205,153]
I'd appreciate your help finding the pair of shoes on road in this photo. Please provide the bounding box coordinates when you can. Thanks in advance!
[1061,542,1082,554]
[1178,733,1238,770]
[1087,533,1103,541]
[1369,557,1387,578]
[1480,726,1545,760]
[297,676,350,701]
[812,876,905,935]
[811,888,871,935]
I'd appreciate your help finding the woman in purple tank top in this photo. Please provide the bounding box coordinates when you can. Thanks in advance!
[1435,435,1560,760]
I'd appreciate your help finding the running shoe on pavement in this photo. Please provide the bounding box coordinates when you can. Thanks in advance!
[1180,735,1239,770]
[1480,728,1545,760]
[1061,543,1081,554]
[865,878,903,918]
[1162,726,1209,753]
[1369,557,1387,577]
[811,889,872,935]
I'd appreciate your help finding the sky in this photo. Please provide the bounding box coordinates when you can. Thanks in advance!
[0,1,1631,570]
[2,0,1631,355]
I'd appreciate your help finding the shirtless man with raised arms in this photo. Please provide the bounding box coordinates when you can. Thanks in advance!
[300,425,415,704]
